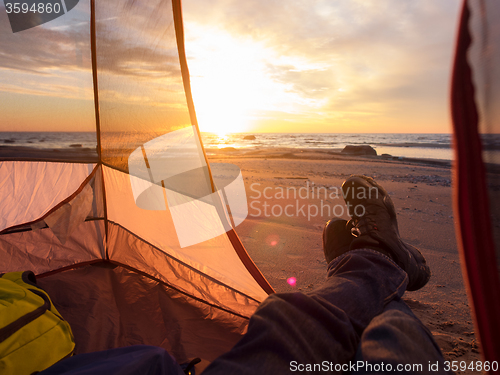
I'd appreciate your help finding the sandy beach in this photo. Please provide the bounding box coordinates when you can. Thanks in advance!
[208,147,482,373]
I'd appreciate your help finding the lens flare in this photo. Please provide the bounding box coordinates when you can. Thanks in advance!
[266,234,280,247]
[287,277,297,287]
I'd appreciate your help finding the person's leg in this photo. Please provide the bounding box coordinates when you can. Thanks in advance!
[203,249,408,375]
[205,175,438,374]
[38,345,184,375]
[353,299,452,375]
[342,175,449,374]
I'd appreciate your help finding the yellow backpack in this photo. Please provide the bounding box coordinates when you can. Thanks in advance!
[0,271,75,375]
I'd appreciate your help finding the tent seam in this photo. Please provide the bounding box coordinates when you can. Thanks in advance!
[107,220,262,304]
[36,260,252,320]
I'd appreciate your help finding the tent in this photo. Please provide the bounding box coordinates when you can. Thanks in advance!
[451,0,500,367]
[0,0,273,366]
[1,0,500,371]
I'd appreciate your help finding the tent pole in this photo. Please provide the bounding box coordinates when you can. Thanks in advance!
[171,0,274,294]
[90,0,109,260]
[171,0,216,193]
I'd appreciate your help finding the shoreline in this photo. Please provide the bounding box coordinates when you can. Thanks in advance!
[0,144,454,167]
[3,144,500,176]
[206,146,454,168]
[0,145,99,162]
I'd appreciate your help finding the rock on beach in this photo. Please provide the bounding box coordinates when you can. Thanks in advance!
[341,145,377,156]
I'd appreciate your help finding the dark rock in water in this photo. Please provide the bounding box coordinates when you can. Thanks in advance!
[341,145,377,156]
[381,153,392,159]
[220,147,236,151]
[243,135,256,140]
[4,139,15,143]
[69,144,83,148]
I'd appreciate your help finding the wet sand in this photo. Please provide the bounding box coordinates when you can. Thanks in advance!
[0,145,99,162]
[208,147,482,372]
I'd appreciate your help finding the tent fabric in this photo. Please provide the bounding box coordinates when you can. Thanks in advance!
[451,0,500,365]
[0,0,96,142]
[104,165,268,303]
[0,221,105,274]
[94,0,192,171]
[106,222,261,317]
[0,20,95,137]
[0,162,96,231]
[467,0,500,261]
[37,264,247,363]
[0,0,274,364]
[0,163,105,274]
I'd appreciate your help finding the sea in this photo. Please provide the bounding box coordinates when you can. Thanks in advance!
[203,133,455,161]
[1,132,500,162]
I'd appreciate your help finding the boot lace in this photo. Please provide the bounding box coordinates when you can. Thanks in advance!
[350,206,380,237]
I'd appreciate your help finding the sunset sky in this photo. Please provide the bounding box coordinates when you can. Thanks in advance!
[0,0,462,134]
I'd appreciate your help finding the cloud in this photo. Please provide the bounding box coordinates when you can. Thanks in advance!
[183,0,461,132]
[185,0,458,57]
[0,0,190,133]
[0,0,463,133]
[0,10,89,73]
[0,4,180,79]
[0,2,186,113]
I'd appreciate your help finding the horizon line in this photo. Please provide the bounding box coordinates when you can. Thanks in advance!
[0,130,457,134]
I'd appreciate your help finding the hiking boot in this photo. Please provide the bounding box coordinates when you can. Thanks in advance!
[322,218,354,264]
[341,175,431,291]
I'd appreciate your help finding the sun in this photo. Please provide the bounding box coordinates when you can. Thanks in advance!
[186,26,274,136]
[192,83,250,136]
[190,58,254,135]
[185,23,329,135]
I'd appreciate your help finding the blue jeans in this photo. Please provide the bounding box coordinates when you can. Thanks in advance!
[204,249,452,374]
